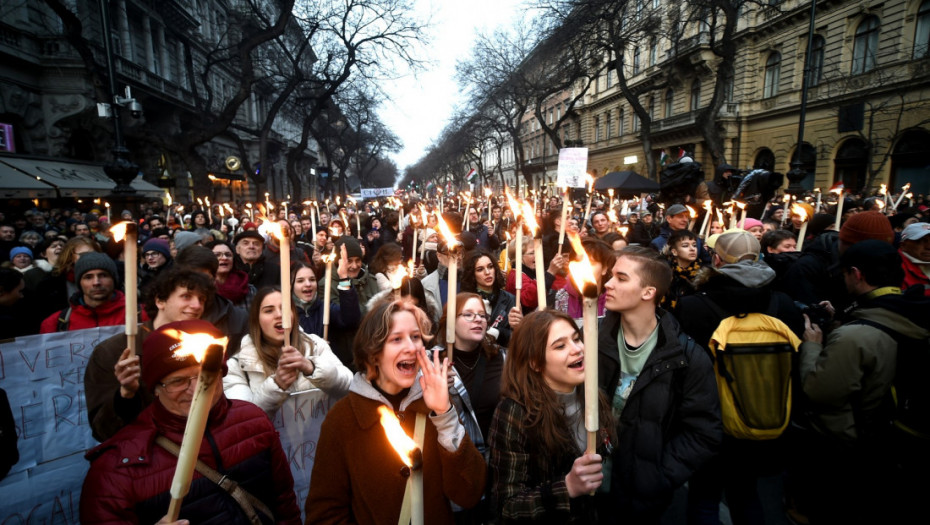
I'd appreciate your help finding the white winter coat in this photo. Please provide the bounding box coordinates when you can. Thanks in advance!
[223,331,352,415]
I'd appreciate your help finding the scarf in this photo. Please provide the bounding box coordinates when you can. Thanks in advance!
[216,268,250,304]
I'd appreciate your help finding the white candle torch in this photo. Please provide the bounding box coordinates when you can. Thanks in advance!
[266,222,292,343]
[164,331,229,521]
[321,250,336,341]
[111,221,138,355]
[506,192,524,300]
[736,201,747,226]
[435,214,461,362]
[566,231,599,457]
[205,197,212,225]
[832,186,845,231]
[880,184,889,210]
[814,188,822,214]
[520,199,545,310]
[378,406,423,525]
[557,186,570,255]
[265,192,271,215]
[418,205,429,264]
[584,174,595,223]
[727,202,737,230]
[105,202,111,223]
[793,203,810,252]
[699,200,713,239]
[893,183,911,211]
[781,194,791,227]
[484,186,493,221]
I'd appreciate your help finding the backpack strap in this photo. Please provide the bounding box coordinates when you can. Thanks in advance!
[155,436,272,525]
[56,307,72,332]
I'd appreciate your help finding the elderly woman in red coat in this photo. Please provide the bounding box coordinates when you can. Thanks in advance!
[79,320,301,525]
[305,298,487,524]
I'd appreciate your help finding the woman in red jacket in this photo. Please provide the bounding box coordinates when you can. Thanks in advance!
[80,320,301,525]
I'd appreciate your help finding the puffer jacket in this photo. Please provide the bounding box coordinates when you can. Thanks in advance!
[799,288,930,442]
[224,332,352,415]
[598,310,722,517]
[39,290,127,333]
[80,396,301,524]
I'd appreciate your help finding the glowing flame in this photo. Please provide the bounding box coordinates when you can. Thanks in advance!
[735,201,746,211]
[901,183,911,193]
[378,406,418,467]
[906,192,913,199]
[505,191,522,219]
[224,203,234,215]
[716,208,725,224]
[265,220,285,242]
[197,198,203,206]
[418,203,428,225]
[205,197,210,207]
[246,203,253,209]
[585,173,594,190]
[322,250,337,264]
[435,214,459,249]
[783,194,791,203]
[567,232,597,293]
[520,200,538,234]
[607,209,619,224]
[879,184,887,196]
[686,205,697,219]
[160,329,229,363]
[483,187,492,198]
[166,192,173,206]
[875,199,885,210]
[110,221,130,241]
[703,199,713,211]
[619,225,629,237]
[791,203,809,222]
[388,265,407,290]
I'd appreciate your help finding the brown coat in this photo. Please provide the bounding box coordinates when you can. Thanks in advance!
[305,390,487,524]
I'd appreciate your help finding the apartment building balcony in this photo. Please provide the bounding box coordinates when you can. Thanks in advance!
[156,0,200,32]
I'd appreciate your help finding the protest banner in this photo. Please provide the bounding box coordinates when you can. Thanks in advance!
[360,187,395,199]
[557,148,589,188]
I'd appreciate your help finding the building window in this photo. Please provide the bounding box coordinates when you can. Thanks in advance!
[548,108,554,125]
[690,80,701,110]
[664,89,674,118]
[618,109,625,136]
[633,112,640,132]
[649,38,657,66]
[807,35,825,87]
[606,68,613,88]
[653,0,660,8]
[595,116,601,141]
[606,110,613,137]
[648,96,655,120]
[852,16,880,74]
[915,0,930,58]
[633,47,641,74]
[763,52,781,98]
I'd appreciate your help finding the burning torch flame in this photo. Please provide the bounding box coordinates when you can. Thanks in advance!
[265,220,285,242]
[378,406,419,468]
[505,191,522,220]
[435,214,459,249]
[484,187,492,198]
[585,173,595,190]
[520,200,538,234]
[160,329,229,363]
[110,221,130,241]
[322,250,337,264]
[567,232,597,293]
[879,184,887,196]
[686,205,697,219]
[791,203,809,222]
[197,198,203,206]
[703,199,713,211]
[735,202,746,212]
[607,209,619,224]
[388,265,407,290]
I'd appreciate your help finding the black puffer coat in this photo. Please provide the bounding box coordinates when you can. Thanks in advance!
[597,310,721,518]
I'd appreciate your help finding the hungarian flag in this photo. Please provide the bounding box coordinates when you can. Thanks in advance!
[466,168,478,184]
[677,147,686,160]
[659,150,669,167]
[829,181,845,193]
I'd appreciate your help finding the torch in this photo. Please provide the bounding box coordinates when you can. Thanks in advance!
[521,199,545,310]
[164,332,228,521]
[583,174,595,223]
[390,265,407,300]
[267,221,293,343]
[205,197,212,225]
[567,232,599,457]
[557,186,570,255]
[378,406,423,525]
[793,203,810,251]
[727,202,737,230]
[484,186,493,223]
[832,186,845,231]
[814,188,822,214]
[880,184,889,212]
[111,221,138,356]
[892,183,911,211]
[321,250,336,341]
[506,192,524,301]
[435,214,460,362]
[698,200,712,239]
[781,194,791,228]
[686,205,697,232]
[736,201,747,226]
[418,205,429,264]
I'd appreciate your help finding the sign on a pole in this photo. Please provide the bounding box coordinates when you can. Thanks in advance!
[557,148,588,188]
[360,187,394,199]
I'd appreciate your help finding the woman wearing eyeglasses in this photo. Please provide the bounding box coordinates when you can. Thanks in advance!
[432,292,506,524]
[223,287,352,416]
[207,240,255,310]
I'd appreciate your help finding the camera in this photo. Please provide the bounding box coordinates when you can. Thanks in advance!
[800,303,831,330]
[128,99,143,118]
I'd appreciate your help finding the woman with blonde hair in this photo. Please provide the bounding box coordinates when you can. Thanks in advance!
[35,235,101,318]
[224,286,352,416]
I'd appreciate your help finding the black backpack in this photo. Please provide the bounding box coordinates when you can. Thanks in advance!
[852,318,930,439]
[659,162,704,204]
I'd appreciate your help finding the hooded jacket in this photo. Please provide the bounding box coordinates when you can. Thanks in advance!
[295,287,361,339]
[224,331,352,415]
[305,374,487,524]
[597,310,721,517]
[39,290,127,333]
[675,260,805,354]
[80,396,301,524]
[799,288,930,441]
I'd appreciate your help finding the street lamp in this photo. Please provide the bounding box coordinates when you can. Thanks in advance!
[787,0,819,194]
[97,0,141,204]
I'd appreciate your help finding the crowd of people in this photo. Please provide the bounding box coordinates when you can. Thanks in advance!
[1,172,929,524]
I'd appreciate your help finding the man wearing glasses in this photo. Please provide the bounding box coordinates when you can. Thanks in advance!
[84,268,216,442]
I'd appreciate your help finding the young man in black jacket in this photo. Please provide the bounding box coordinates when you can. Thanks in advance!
[597,246,721,523]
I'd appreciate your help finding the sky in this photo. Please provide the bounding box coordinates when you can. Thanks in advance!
[378,0,525,176]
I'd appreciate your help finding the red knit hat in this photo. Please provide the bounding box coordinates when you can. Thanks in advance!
[142,320,226,392]
[838,211,894,245]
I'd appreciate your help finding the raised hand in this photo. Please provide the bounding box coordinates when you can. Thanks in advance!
[417,348,451,414]
[115,347,141,399]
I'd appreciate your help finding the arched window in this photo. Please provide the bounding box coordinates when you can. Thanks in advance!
[807,35,825,87]
[916,0,930,58]
[649,37,658,66]
[690,80,701,110]
[664,89,674,118]
[763,52,781,98]
[754,148,776,171]
[648,96,655,119]
[852,16,880,74]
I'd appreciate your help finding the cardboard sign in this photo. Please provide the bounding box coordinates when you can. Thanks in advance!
[557,148,589,188]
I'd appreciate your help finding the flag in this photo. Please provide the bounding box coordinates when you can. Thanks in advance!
[466,168,478,184]
[425,182,436,193]
[677,147,686,160]
[829,181,845,193]
[659,150,669,167]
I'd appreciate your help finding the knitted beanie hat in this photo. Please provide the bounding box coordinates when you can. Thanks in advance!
[838,211,893,245]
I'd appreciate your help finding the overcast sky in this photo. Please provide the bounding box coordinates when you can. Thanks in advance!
[378,0,525,176]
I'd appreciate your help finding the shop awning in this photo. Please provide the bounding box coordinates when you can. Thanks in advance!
[0,156,163,198]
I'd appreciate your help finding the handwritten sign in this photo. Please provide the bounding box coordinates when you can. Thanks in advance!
[0,327,121,524]
[557,148,589,188]
[360,187,395,199]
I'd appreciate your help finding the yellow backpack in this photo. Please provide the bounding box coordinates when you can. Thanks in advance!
[702,295,802,440]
